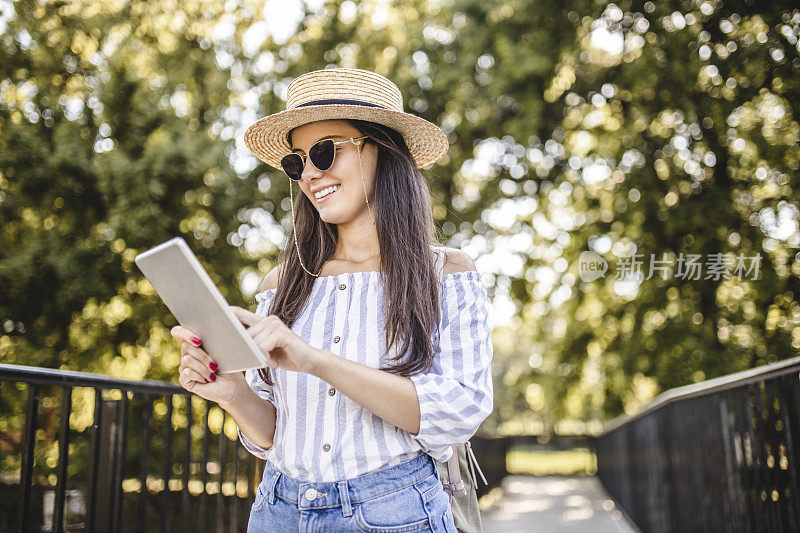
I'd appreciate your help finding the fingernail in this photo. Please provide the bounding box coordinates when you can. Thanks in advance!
[209,374,216,382]
[191,337,201,345]
[209,362,218,372]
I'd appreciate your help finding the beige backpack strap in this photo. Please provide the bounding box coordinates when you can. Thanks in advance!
[443,446,468,498]
[433,246,446,312]
[433,246,446,276]
[466,441,488,487]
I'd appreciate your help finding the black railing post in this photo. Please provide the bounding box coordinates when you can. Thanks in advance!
[750,382,770,532]
[765,380,788,529]
[733,387,757,532]
[201,402,211,527]
[91,398,124,533]
[19,383,40,533]
[231,439,240,531]
[161,395,174,533]
[87,388,103,533]
[182,396,192,530]
[719,392,744,528]
[138,394,152,533]
[113,392,130,532]
[53,386,73,533]
[216,418,225,533]
[247,453,256,517]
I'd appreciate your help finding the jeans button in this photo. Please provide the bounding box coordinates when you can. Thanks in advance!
[305,488,318,501]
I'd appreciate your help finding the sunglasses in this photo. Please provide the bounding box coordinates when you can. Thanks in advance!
[281,136,370,181]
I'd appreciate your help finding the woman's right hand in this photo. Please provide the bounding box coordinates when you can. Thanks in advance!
[170,325,246,408]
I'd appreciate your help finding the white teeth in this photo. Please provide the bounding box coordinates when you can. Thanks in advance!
[314,184,340,199]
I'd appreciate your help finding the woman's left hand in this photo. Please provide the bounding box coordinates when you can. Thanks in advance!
[230,306,323,375]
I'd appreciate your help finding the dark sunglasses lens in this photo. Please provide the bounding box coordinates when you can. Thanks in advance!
[281,154,304,180]
[309,139,335,171]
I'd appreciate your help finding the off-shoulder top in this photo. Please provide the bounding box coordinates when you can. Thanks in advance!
[236,248,494,482]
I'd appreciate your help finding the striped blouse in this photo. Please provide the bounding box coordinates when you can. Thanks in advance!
[236,254,494,482]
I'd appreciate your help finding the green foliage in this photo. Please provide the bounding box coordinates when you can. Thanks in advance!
[0,0,264,380]
[455,0,800,430]
[1,0,799,446]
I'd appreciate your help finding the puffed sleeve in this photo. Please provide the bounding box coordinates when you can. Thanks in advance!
[236,288,278,459]
[408,271,494,462]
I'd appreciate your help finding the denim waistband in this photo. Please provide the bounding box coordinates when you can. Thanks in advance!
[260,452,437,511]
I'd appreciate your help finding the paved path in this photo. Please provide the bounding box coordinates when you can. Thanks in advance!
[479,475,640,532]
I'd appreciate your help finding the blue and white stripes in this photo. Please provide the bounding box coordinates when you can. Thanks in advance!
[236,269,494,483]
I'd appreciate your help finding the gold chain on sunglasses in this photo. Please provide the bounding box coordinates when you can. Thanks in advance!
[288,137,377,278]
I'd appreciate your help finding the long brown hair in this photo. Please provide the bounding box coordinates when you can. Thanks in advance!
[257,119,443,386]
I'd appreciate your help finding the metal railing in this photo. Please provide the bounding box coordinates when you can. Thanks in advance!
[596,355,800,532]
[0,363,264,532]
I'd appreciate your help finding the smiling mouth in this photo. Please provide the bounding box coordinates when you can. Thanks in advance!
[315,185,340,203]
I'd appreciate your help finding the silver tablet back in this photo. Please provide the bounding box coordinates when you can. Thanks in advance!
[135,237,266,373]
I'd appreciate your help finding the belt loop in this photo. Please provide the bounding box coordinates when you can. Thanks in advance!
[267,471,281,505]
[429,453,441,481]
[337,481,352,517]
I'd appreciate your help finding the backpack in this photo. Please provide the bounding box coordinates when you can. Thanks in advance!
[435,442,487,533]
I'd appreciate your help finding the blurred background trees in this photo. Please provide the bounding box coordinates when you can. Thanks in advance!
[1,0,798,442]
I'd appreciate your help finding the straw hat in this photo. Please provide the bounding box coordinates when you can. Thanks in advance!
[243,68,449,170]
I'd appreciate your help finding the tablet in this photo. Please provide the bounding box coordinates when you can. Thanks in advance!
[134,237,267,374]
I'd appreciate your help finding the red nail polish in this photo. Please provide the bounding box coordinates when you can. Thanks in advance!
[191,337,201,345]
[210,374,216,382]
[209,362,218,372]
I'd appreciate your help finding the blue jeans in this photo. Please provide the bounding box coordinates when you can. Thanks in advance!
[247,452,458,532]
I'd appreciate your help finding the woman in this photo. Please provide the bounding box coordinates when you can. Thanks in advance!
[170,68,494,532]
